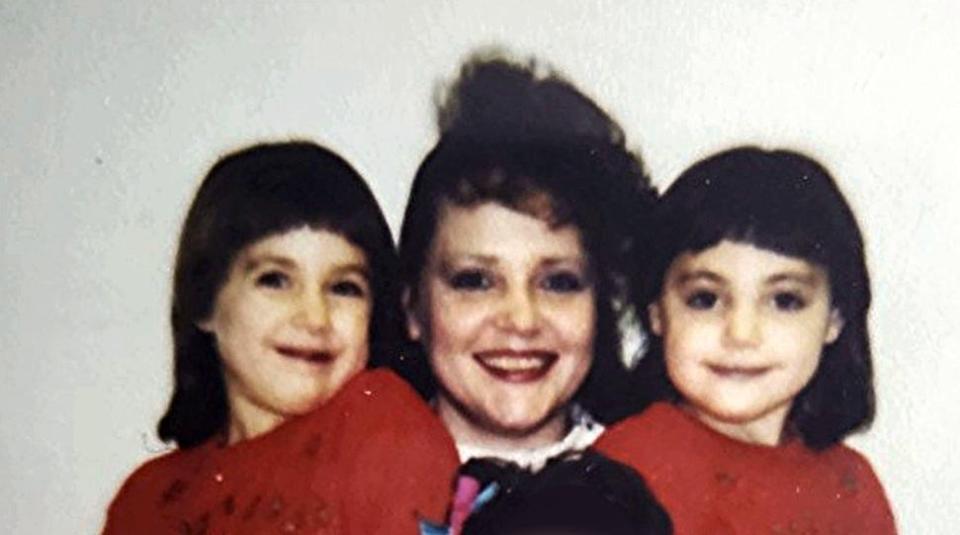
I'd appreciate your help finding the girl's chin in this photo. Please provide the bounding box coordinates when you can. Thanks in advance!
[267,387,332,414]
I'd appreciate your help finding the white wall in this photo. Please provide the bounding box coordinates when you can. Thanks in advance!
[2,1,957,532]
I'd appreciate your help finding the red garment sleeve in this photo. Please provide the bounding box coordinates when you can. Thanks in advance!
[844,448,898,534]
[102,468,149,534]
[332,370,460,535]
[101,370,458,535]
[101,451,183,535]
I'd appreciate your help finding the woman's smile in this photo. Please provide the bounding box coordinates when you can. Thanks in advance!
[473,349,559,383]
[409,201,596,445]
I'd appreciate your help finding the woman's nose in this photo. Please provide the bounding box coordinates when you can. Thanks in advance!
[723,302,762,348]
[496,286,541,335]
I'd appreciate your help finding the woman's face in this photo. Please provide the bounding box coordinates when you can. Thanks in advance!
[200,226,372,438]
[409,201,596,439]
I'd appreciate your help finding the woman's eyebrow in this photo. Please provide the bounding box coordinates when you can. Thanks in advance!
[438,253,498,268]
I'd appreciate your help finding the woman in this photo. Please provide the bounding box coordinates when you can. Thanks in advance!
[104,141,458,534]
[397,56,656,469]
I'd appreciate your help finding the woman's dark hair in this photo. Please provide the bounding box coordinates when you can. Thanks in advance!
[396,54,656,423]
[460,450,673,535]
[632,146,875,449]
[158,141,401,448]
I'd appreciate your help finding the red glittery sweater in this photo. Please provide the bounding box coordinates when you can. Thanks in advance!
[596,403,896,534]
[102,369,458,534]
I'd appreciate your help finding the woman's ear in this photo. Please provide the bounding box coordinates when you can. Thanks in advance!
[824,308,845,345]
[647,302,664,336]
[402,288,423,341]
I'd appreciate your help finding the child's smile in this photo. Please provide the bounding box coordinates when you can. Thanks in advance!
[199,227,373,442]
[649,240,844,446]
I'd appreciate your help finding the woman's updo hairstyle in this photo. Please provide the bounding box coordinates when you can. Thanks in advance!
[397,52,656,422]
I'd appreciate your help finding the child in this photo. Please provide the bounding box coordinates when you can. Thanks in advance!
[103,142,458,534]
[423,450,672,535]
[597,147,896,534]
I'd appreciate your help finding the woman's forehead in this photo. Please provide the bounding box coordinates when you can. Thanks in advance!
[432,201,586,259]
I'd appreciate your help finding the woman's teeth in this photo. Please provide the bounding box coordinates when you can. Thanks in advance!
[482,356,547,371]
[473,351,558,382]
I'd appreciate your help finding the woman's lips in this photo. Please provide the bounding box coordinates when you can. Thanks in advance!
[706,364,772,379]
[473,350,558,383]
[275,345,334,364]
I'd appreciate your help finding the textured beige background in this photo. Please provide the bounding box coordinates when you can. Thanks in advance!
[2,1,957,532]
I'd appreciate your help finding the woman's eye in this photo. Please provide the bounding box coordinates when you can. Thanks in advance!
[330,280,367,298]
[255,271,290,289]
[448,270,492,291]
[773,291,807,311]
[541,271,585,293]
[685,290,718,310]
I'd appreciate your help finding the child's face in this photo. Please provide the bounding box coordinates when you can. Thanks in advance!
[649,240,843,445]
[200,226,372,436]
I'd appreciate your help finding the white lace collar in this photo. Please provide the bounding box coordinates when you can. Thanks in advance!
[455,407,604,472]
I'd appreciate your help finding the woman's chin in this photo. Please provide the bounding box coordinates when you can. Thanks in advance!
[483,406,558,438]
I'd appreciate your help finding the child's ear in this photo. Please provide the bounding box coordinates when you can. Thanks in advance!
[402,288,423,341]
[195,317,214,334]
[647,302,664,336]
[824,308,845,345]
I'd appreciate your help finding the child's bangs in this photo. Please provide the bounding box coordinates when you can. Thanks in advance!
[214,159,380,258]
[677,203,833,271]
[656,148,852,285]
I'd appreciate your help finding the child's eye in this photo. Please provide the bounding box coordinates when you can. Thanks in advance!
[685,290,718,310]
[773,291,807,311]
[448,269,493,292]
[255,271,290,289]
[330,280,367,298]
[540,271,586,293]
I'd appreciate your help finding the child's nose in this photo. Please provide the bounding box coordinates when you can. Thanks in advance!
[292,291,331,332]
[724,303,762,348]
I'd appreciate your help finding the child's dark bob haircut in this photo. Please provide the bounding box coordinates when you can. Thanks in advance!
[397,55,656,422]
[461,450,673,535]
[634,146,874,450]
[158,141,401,448]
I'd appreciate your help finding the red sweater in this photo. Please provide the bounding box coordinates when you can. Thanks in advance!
[103,370,458,534]
[596,403,896,534]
